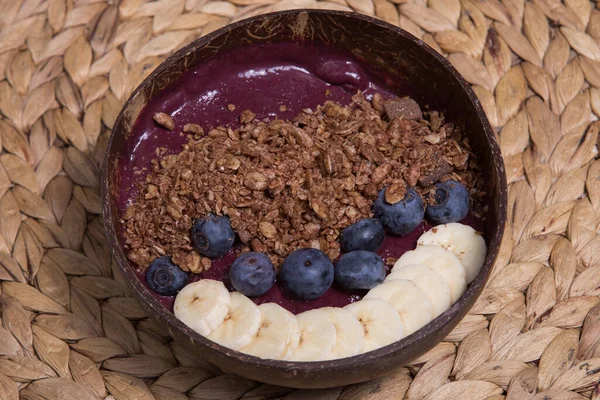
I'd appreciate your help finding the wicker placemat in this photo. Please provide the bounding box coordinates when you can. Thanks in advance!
[0,0,599,399]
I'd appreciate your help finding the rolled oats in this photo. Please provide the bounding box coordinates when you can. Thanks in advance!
[183,123,203,135]
[153,112,175,130]
[384,98,422,120]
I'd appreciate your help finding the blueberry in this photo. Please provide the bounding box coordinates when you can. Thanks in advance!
[279,248,334,301]
[145,256,188,296]
[340,218,384,253]
[191,214,235,259]
[426,180,470,224]
[373,187,424,236]
[229,252,276,297]
[334,250,385,291]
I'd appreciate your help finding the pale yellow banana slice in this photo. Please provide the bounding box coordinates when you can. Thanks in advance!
[321,307,364,360]
[207,292,261,350]
[288,309,337,361]
[240,303,300,360]
[393,245,467,302]
[344,298,405,352]
[173,279,230,336]
[386,264,452,317]
[364,279,434,335]
[417,223,487,283]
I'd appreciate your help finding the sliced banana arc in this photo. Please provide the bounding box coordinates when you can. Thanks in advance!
[364,279,434,335]
[417,223,487,283]
[288,309,337,361]
[345,298,405,352]
[173,223,486,360]
[173,279,231,336]
[386,264,452,317]
[321,307,365,360]
[207,292,261,350]
[393,245,467,303]
[240,303,300,360]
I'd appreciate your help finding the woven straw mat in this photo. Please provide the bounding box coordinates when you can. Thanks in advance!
[1,0,600,399]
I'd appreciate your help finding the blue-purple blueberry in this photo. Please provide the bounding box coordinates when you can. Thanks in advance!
[426,180,469,224]
[339,218,385,253]
[229,252,276,297]
[146,256,188,296]
[334,250,385,291]
[373,187,424,236]
[279,248,334,301]
[191,214,235,259]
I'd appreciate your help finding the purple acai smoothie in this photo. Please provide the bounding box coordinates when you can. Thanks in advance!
[119,42,484,314]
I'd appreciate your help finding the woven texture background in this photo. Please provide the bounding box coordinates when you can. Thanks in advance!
[0,0,600,399]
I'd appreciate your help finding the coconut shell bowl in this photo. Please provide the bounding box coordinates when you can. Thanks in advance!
[102,9,507,389]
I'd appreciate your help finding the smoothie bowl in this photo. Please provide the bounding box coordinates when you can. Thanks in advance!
[102,10,507,389]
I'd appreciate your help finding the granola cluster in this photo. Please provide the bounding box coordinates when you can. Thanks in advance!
[122,92,484,273]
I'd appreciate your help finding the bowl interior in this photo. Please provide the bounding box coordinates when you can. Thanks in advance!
[103,10,506,389]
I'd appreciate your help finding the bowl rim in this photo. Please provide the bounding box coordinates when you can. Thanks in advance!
[102,8,507,372]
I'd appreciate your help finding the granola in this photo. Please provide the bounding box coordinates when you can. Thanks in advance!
[153,112,175,130]
[123,92,485,272]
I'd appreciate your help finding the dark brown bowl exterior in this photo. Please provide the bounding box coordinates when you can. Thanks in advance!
[102,10,507,389]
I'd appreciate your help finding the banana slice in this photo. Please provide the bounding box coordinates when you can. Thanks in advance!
[173,279,231,336]
[364,279,434,335]
[288,309,337,361]
[417,223,487,283]
[393,245,467,302]
[207,292,261,350]
[345,298,405,352]
[240,303,300,360]
[386,264,452,317]
[321,307,364,360]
